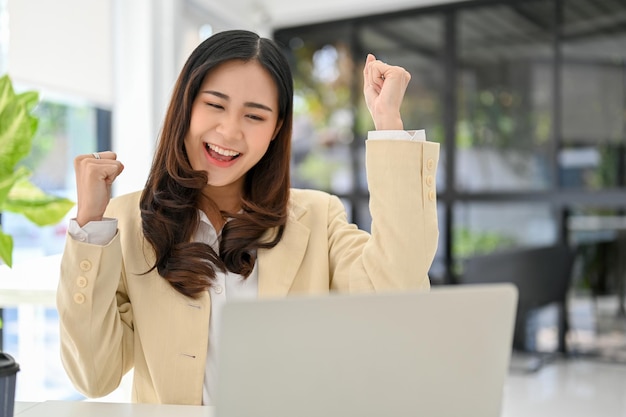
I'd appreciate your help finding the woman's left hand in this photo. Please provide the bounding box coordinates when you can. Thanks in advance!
[362,54,411,131]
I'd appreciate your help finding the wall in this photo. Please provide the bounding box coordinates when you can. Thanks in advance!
[7,0,113,107]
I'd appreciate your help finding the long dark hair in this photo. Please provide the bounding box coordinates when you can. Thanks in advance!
[139,30,293,298]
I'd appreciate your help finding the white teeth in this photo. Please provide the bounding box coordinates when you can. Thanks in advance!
[207,143,240,157]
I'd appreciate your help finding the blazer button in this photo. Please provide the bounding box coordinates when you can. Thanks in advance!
[76,276,88,288]
[426,159,435,171]
[79,260,92,272]
[428,190,436,201]
[426,175,434,187]
[73,293,86,304]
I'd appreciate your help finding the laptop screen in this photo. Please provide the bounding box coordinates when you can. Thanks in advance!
[216,284,517,417]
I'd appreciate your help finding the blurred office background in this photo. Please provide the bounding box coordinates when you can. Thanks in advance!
[1,0,626,414]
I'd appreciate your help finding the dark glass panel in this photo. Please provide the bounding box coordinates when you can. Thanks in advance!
[456,1,556,191]
[275,25,356,193]
[560,0,626,189]
[453,201,558,270]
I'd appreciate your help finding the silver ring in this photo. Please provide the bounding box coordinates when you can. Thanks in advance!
[92,152,101,160]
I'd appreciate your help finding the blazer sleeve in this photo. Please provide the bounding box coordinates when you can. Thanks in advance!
[57,220,134,398]
[328,139,439,292]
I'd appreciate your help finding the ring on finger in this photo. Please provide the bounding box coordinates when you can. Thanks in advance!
[92,152,101,160]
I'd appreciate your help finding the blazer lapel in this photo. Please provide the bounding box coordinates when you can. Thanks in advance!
[258,200,310,297]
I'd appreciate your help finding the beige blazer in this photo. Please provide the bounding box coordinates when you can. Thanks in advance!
[57,139,439,405]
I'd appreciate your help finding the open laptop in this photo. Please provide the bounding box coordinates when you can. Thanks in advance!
[215,283,518,417]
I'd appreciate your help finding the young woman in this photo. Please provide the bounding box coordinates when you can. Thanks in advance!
[57,29,439,405]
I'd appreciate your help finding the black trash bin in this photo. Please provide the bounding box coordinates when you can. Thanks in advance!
[0,353,19,417]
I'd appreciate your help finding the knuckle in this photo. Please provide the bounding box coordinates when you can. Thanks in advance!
[75,155,88,166]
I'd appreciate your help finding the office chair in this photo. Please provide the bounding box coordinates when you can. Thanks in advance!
[459,245,575,371]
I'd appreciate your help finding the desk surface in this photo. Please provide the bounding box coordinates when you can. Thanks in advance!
[16,358,626,417]
[15,401,214,417]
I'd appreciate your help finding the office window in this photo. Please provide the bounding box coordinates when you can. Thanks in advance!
[559,0,626,190]
[454,201,557,270]
[276,0,626,284]
[278,24,355,194]
[456,1,555,192]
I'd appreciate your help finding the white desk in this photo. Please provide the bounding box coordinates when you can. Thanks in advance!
[13,358,626,417]
[15,401,214,416]
[14,402,38,415]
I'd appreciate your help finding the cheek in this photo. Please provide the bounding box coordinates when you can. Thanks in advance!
[253,130,276,155]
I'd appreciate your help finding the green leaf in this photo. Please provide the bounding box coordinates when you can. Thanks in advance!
[4,179,74,226]
[0,88,39,178]
[0,75,15,114]
[0,76,37,113]
[0,166,31,207]
[0,228,13,267]
[16,91,39,112]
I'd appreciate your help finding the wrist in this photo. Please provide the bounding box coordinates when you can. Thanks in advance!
[374,114,403,131]
[76,214,103,228]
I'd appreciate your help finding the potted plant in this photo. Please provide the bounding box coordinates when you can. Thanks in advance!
[0,74,74,268]
[0,74,74,416]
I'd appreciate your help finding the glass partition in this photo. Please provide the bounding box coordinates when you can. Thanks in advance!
[276,0,625,285]
[559,0,626,189]
[453,201,557,269]
[456,1,556,192]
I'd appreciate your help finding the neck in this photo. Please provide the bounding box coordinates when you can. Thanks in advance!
[200,186,242,231]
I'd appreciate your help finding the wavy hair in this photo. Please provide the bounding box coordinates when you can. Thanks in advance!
[139,30,293,298]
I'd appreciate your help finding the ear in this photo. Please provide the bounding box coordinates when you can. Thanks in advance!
[272,119,284,140]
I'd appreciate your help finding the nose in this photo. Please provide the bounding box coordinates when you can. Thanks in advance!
[215,112,243,141]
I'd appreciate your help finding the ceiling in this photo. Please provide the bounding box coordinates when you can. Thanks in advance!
[196,0,467,30]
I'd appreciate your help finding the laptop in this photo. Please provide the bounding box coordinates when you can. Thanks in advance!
[215,283,518,417]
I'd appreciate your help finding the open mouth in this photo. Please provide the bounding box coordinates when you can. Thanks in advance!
[205,143,241,162]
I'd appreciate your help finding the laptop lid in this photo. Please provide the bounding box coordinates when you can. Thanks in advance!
[216,283,517,417]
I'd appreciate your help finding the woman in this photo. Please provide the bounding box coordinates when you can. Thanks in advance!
[57,29,439,405]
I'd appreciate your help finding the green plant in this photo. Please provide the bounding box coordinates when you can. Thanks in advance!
[0,74,74,267]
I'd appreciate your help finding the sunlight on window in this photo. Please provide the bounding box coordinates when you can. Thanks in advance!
[312,45,339,83]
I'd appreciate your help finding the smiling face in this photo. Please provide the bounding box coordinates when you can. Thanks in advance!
[184,59,281,202]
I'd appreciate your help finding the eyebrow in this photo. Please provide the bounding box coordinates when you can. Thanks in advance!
[201,90,274,112]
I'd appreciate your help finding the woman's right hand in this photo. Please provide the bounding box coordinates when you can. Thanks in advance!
[74,151,125,227]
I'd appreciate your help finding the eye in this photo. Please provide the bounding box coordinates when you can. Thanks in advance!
[246,114,265,121]
[205,102,224,110]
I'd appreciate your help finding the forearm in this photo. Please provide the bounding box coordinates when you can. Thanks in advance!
[359,139,439,291]
[326,138,439,293]
[57,233,134,397]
